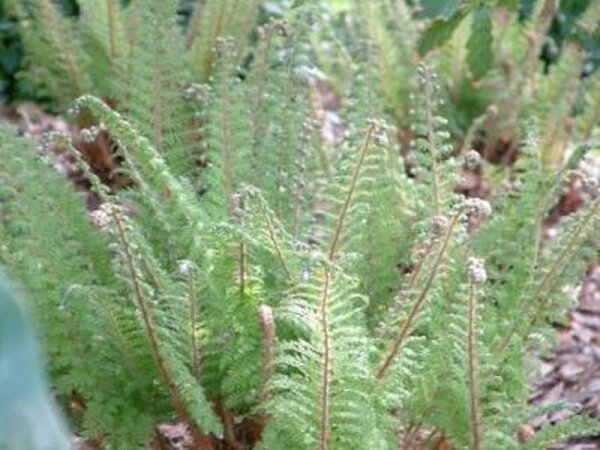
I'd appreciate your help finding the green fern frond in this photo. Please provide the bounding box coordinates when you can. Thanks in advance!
[7,0,91,107]
[115,1,199,178]
[523,415,600,449]
[187,0,261,81]
[77,0,126,99]
[263,266,386,449]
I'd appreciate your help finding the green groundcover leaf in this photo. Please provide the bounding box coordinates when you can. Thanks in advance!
[0,270,70,450]
[418,7,469,55]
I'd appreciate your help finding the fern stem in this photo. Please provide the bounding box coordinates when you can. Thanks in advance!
[221,69,234,211]
[123,1,140,111]
[424,428,442,447]
[141,256,168,294]
[423,67,441,215]
[185,0,204,50]
[215,400,243,450]
[248,27,270,153]
[584,109,600,141]
[403,423,423,449]
[328,124,375,261]
[318,268,332,450]
[459,109,490,156]
[239,241,246,296]
[376,209,462,379]
[106,0,117,63]
[239,0,260,53]
[110,211,212,448]
[205,2,227,79]
[257,199,293,284]
[258,305,275,405]
[40,0,84,95]
[406,240,434,294]
[536,201,598,297]
[151,39,165,153]
[188,270,202,384]
[505,0,559,124]
[467,283,483,450]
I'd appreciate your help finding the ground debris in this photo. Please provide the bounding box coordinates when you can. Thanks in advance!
[529,265,600,448]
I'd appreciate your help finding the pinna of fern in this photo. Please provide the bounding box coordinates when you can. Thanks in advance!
[261,264,389,450]
[482,127,600,355]
[350,0,417,122]
[259,171,494,449]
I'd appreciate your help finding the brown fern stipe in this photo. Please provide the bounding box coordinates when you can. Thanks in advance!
[258,198,293,284]
[318,268,332,450]
[111,212,213,449]
[258,305,275,405]
[187,268,202,384]
[328,123,375,261]
[467,283,483,450]
[376,209,463,379]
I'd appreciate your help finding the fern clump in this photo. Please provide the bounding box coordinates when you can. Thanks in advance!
[1,1,600,448]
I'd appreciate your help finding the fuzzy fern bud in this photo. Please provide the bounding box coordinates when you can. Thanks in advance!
[183,83,212,103]
[66,104,81,118]
[177,259,194,277]
[581,175,599,195]
[79,126,100,144]
[39,130,71,152]
[467,257,487,284]
[89,205,112,229]
[366,118,391,146]
[212,36,237,60]
[464,198,492,220]
[89,202,124,232]
[430,214,449,238]
[463,149,482,170]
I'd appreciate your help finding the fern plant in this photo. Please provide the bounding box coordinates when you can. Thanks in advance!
[1,1,600,449]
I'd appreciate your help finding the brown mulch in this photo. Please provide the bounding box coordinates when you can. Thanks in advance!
[527,264,600,449]
[524,156,600,448]
[1,102,132,210]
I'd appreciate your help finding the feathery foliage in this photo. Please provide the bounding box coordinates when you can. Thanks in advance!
[1,1,600,448]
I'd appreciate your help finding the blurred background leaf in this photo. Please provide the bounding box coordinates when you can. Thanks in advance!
[0,269,70,450]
